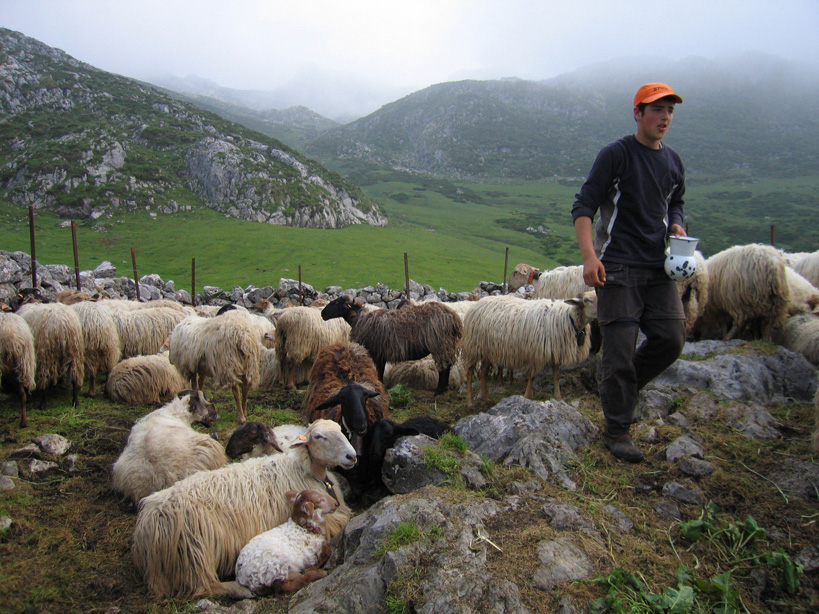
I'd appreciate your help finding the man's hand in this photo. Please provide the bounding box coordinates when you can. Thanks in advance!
[583,256,606,287]
[669,224,687,237]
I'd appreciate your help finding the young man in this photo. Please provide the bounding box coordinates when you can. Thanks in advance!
[571,83,688,462]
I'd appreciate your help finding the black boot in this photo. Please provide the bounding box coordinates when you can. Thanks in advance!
[602,432,644,463]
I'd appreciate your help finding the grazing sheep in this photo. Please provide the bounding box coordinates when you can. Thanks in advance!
[234,488,338,596]
[131,419,355,600]
[111,390,224,506]
[71,301,121,396]
[462,292,597,403]
[258,347,311,389]
[105,351,188,404]
[508,264,593,299]
[792,251,819,288]
[697,244,790,342]
[677,251,710,336]
[304,342,389,455]
[169,311,263,424]
[17,301,85,409]
[773,313,819,366]
[102,305,186,358]
[321,295,463,395]
[100,298,189,315]
[272,306,352,389]
[0,310,37,427]
[56,289,91,305]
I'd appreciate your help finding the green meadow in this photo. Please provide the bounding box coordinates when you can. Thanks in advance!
[1,174,817,294]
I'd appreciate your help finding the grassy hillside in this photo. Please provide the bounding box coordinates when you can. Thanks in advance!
[3,173,817,294]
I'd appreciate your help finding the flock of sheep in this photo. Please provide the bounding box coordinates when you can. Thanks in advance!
[1,242,818,600]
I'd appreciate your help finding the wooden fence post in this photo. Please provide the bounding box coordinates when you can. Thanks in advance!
[770,224,776,247]
[71,221,81,290]
[131,247,141,301]
[404,253,410,299]
[298,265,303,305]
[28,206,37,288]
[191,258,196,300]
[503,247,509,294]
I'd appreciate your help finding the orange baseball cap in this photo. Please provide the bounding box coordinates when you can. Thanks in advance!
[633,83,683,107]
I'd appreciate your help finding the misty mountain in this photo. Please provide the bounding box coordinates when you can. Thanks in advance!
[0,28,386,229]
[303,54,819,181]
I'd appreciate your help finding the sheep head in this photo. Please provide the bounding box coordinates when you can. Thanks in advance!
[291,419,357,472]
[286,488,339,534]
[320,295,360,323]
[225,421,282,459]
[314,384,380,456]
[181,389,220,427]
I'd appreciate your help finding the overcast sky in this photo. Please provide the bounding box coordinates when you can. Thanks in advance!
[2,0,818,115]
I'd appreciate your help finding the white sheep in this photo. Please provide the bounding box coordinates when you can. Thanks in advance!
[792,251,819,288]
[101,304,187,359]
[773,313,819,366]
[677,250,709,336]
[0,310,37,427]
[461,292,598,403]
[258,347,310,389]
[696,243,790,342]
[169,310,263,424]
[384,355,466,392]
[17,301,85,409]
[507,263,593,298]
[272,306,352,389]
[111,390,224,506]
[105,351,189,404]
[785,267,819,315]
[131,419,355,600]
[70,301,121,396]
[234,488,338,596]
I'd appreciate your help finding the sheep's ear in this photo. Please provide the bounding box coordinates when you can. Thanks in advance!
[291,433,309,448]
[286,490,300,504]
[264,428,283,452]
[314,393,341,412]
[564,298,581,307]
[364,389,380,400]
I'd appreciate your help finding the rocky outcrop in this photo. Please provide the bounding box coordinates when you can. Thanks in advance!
[0,28,385,230]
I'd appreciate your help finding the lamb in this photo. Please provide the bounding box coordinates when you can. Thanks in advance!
[461,291,598,403]
[111,390,224,506]
[70,300,121,396]
[696,243,790,342]
[0,310,37,427]
[383,355,466,392]
[321,295,463,395]
[102,305,186,358]
[225,422,307,459]
[131,419,355,600]
[105,351,188,404]
[507,263,541,293]
[169,310,263,424]
[272,306,352,389]
[303,342,389,455]
[234,488,338,596]
[17,301,85,409]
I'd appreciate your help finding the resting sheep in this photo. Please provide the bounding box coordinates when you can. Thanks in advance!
[105,351,189,405]
[785,267,819,315]
[258,347,311,389]
[462,292,598,403]
[131,419,355,599]
[71,301,121,396]
[225,421,289,459]
[17,301,85,409]
[773,313,819,366]
[0,310,37,427]
[792,251,819,288]
[272,306,352,389]
[696,244,790,342]
[304,342,389,456]
[321,295,462,395]
[383,355,466,392]
[169,310,263,424]
[234,488,338,596]
[111,390,224,506]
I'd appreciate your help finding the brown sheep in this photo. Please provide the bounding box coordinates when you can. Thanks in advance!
[303,342,389,456]
[321,296,462,395]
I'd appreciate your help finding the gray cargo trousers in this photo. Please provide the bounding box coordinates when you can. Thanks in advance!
[597,262,686,436]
